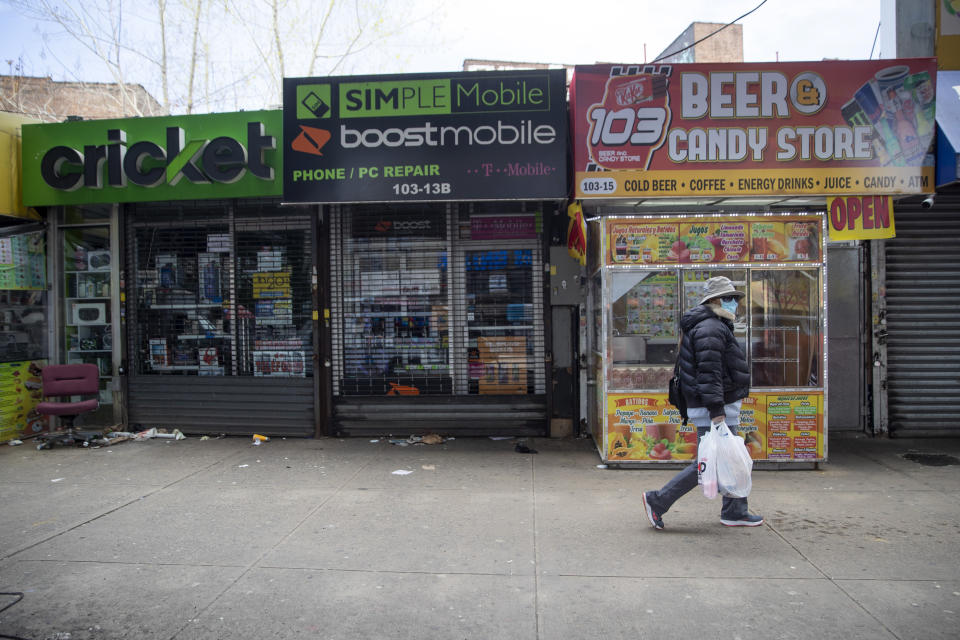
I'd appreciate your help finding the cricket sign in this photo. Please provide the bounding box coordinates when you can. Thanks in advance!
[22,111,282,205]
[282,70,568,203]
[571,59,937,198]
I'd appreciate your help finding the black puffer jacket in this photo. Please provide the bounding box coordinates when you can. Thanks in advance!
[677,304,750,418]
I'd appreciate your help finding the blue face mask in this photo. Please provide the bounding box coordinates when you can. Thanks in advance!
[720,299,739,315]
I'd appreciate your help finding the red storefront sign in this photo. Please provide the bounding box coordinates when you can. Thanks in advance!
[571,59,936,198]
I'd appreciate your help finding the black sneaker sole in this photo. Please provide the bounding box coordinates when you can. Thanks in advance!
[642,493,664,530]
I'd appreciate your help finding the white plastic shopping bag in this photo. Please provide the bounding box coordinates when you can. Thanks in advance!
[697,422,719,499]
[715,422,753,498]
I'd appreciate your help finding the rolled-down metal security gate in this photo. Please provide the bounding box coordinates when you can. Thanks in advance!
[328,203,549,436]
[124,200,317,436]
[883,204,960,435]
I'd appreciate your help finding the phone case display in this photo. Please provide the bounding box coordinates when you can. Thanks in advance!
[63,227,113,409]
[134,231,233,375]
[1,231,48,368]
[0,231,46,290]
[134,224,314,378]
[590,214,827,465]
[339,243,451,395]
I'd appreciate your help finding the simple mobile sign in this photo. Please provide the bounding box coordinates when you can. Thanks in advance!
[571,59,937,199]
[282,70,568,203]
[22,111,282,206]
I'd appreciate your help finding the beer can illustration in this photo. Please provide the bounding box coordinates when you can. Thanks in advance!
[854,81,884,123]
[904,72,935,138]
[875,65,910,119]
[842,99,891,165]
[854,81,904,166]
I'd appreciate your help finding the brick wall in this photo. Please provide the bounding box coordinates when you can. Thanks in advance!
[0,75,165,122]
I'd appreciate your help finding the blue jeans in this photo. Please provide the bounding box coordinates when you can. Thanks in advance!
[646,404,750,520]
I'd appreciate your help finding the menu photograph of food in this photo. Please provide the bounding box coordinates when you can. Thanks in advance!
[601,391,824,463]
[606,216,821,266]
[605,393,697,462]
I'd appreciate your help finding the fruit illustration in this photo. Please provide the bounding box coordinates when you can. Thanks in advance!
[751,237,787,260]
[649,441,672,460]
[628,448,648,460]
[610,446,631,459]
[608,432,628,453]
[673,231,717,262]
[675,441,697,455]
[743,431,764,458]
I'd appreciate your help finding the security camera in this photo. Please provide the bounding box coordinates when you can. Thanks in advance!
[921,195,935,209]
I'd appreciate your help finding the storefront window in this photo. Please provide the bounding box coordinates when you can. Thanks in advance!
[590,214,826,465]
[0,229,47,361]
[464,247,537,395]
[334,207,450,395]
[128,200,313,377]
[63,226,112,380]
[750,269,822,387]
[331,205,546,397]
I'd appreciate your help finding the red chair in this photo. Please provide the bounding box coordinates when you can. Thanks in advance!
[36,363,100,446]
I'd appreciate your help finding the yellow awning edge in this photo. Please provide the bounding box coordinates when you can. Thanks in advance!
[0,112,41,221]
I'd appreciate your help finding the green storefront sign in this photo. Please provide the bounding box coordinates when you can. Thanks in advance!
[22,110,282,206]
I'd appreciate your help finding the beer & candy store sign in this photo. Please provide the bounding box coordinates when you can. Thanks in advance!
[22,111,282,205]
[282,70,568,203]
[571,59,936,198]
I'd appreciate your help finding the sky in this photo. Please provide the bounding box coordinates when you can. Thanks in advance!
[0,0,886,111]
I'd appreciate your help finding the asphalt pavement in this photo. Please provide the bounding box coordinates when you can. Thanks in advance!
[0,432,958,640]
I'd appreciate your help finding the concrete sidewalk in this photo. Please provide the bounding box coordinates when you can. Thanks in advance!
[0,433,958,640]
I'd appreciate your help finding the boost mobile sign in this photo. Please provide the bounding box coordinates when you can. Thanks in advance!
[22,111,282,206]
[282,69,568,203]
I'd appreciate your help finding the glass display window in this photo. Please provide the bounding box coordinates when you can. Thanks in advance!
[333,206,451,395]
[463,247,538,395]
[331,204,546,398]
[750,269,822,387]
[60,204,115,422]
[127,200,313,378]
[588,213,827,464]
[0,229,47,361]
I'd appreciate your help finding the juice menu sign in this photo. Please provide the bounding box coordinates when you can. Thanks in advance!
[605,215,822,265]
[572,59,936,198]
[601,391,824,463]
[759,393,824,460]
[605,393,697,462]
[283,70,568,203]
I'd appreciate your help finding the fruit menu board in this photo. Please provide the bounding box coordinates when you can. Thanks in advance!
[623,272,677,339]
[605,393,697,462]
[600,390,824,463]
[606,216,822,266]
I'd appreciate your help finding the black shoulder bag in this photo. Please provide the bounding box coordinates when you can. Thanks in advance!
[667,331,688,426]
